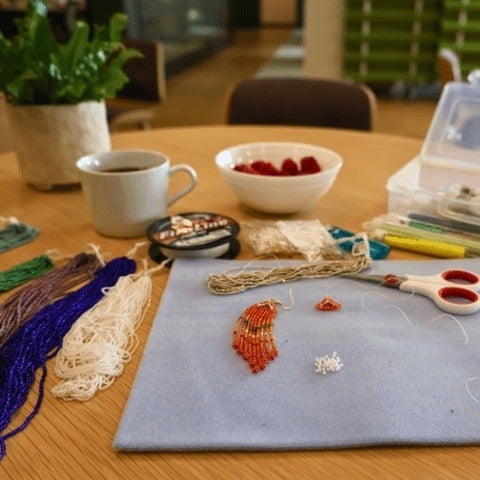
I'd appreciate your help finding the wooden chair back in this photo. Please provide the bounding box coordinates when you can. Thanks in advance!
[225,77,377,131]
[437,48,462,86]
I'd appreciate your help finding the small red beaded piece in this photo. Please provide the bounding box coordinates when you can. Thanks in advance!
[315,295,342,311]
[232,299,278,373]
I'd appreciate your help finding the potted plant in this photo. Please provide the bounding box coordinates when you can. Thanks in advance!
[0,0,141,190]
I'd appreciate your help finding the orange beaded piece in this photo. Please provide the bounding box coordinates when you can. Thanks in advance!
[232,300,278,373]
[315,295,342,311]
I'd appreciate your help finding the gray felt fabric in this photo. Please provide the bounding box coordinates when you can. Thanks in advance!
[114,258,480,451]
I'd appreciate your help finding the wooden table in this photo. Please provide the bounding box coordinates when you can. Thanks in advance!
[1,126,477,479]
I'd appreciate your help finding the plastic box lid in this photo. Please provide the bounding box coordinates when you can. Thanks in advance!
[418,71,480,191]
[388,71,480,226]
[420,71,480,170]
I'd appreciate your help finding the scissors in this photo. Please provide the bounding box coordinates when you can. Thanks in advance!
[343,269,480,315]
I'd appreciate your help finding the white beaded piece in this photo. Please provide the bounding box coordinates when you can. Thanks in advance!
[314,352,343,374]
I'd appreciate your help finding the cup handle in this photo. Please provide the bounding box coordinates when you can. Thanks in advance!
[167,164,198,206]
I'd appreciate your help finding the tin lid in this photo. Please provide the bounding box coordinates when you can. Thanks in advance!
[147,212,240,252]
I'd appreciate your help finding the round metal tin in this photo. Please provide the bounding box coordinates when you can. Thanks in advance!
[147,212,240,260]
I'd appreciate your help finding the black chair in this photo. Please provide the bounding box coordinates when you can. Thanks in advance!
[118,39,166,103]
[225,77,377,131]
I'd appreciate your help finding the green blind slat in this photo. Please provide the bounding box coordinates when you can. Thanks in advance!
[344,0,480,83]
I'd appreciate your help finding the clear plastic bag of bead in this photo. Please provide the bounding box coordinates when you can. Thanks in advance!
[241,219,343,261]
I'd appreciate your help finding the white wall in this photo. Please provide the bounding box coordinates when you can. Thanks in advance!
[303,0,344,79]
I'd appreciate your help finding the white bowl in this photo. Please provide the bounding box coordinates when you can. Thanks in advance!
[215,142,343,214]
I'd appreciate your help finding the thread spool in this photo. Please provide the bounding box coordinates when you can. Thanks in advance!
[147,212,240,263]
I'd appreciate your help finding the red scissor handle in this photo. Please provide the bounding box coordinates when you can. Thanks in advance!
[441,269,480,285]
[438,286,479,303]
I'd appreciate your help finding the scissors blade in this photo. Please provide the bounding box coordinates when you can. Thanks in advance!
[343,273,406,288]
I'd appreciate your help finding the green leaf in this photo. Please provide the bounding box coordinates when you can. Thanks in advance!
[0,0,141,104]
[59,21,90,73]
[6,69,39,104]
[107,13,129,42]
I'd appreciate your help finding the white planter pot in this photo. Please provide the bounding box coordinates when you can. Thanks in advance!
[6,100,111,190]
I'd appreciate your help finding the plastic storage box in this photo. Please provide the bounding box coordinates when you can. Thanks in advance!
[387,72,480,225]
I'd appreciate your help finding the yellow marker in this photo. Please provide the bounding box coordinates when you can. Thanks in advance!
[382,234,467,258]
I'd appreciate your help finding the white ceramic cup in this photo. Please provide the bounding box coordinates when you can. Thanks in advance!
[76,149,197,238]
